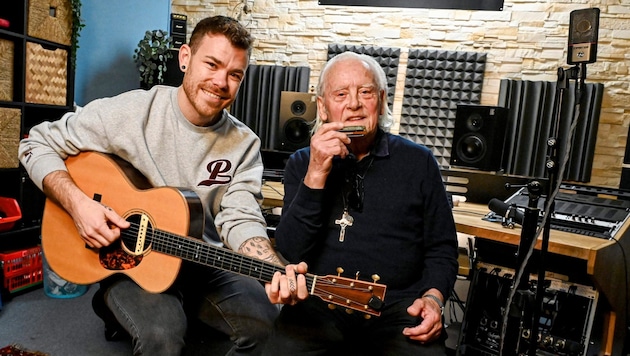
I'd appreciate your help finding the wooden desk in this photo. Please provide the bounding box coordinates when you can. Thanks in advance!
[452,203,617,275]
[453,202,629,355]
[261,181,284,207]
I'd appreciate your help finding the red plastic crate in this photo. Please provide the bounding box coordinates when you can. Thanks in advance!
[0,245,42,276]
[1,246,43,293]
[4,266,43,293]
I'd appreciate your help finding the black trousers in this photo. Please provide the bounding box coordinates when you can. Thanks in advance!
[262,297,449,356]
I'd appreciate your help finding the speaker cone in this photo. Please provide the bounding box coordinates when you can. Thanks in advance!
[466,113,483,132]
[456,134,487,164]
[284,118,310,144]
[291,100,307,116]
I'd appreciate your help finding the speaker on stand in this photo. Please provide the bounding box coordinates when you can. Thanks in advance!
[275,91,317,152]
[450,105,509,172]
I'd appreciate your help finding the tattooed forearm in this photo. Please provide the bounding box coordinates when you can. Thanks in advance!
[238,236,284,265]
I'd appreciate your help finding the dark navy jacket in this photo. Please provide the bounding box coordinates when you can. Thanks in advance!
[275,130,459,303]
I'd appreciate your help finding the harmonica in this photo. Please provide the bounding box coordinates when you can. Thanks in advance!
[338,125,366,137]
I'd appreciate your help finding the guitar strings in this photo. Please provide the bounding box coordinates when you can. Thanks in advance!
[120,222,380,311]
[120,221,294,283]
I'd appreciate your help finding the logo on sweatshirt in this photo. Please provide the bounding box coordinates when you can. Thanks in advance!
[198,159,232,186]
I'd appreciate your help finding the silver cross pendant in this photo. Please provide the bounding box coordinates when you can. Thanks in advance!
[335,210,354,242]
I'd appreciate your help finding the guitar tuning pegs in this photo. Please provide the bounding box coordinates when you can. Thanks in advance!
[345,308,354,314]
[355,271,360,279]
[328,304,336,310]
[364,314,372,320]
[336,267,344,276]
[368,274,381,291]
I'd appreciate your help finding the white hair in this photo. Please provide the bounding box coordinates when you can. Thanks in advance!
[312,52,393,134]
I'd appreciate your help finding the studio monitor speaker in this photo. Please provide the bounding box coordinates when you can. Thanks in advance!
[450,105,509,172]
[276,91,317,152]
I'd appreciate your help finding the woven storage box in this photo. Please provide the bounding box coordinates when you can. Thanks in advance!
[27,0,72,45]
[0,38,14,101]
[25,42,67,106]
[0,107,21,168]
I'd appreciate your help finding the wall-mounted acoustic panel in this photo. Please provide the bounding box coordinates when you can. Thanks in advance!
[399,49,486,167]
[498,79,603,182]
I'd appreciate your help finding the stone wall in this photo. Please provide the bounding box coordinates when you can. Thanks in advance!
[171,0,630,188]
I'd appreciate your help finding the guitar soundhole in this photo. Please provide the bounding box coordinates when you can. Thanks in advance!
[98,213,153,271]
[99,241,143,270]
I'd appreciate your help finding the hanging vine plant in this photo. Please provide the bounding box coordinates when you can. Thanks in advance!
[70,0,85,70]
[133,29,174,89]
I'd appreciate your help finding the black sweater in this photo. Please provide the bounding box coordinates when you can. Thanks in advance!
[275,131,459,303]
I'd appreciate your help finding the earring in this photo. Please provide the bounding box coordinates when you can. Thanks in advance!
[181,65,186,70]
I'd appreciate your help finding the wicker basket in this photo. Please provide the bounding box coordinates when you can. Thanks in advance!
[0,38,14,102]
[25,42,68,106]
[27,0,72,45]
[0,107,21,169]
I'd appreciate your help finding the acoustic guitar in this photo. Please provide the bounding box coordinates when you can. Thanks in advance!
[41,151,386,316]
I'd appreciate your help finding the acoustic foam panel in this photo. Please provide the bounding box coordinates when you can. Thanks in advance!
[399,49,486,167]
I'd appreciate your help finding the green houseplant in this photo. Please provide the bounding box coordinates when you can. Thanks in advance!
[70,0,85,70]
[133,29,174,89]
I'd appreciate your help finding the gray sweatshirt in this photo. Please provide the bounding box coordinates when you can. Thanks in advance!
[18,85,268,250]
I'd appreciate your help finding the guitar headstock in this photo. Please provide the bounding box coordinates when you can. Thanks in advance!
[311,273,387,317]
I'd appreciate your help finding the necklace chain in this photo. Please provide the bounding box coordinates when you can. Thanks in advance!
[343,155,374,213]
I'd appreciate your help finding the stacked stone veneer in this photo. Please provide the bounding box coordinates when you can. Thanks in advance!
[172,0,630,189]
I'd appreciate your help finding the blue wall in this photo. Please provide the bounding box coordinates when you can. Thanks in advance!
[74,0,171,106]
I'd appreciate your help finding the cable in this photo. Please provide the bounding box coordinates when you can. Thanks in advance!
[447,288,467,325]
[263,180,285,197]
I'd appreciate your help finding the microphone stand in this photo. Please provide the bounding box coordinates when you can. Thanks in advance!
[502,180,542,355]
[524,63,585,356]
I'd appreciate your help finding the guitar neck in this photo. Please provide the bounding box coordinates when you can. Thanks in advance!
[148,228,316,288]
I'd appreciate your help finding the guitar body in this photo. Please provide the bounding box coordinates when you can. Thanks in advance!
[41,151,204,293]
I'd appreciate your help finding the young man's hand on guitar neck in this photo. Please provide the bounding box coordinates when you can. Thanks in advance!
[238,237,309,305]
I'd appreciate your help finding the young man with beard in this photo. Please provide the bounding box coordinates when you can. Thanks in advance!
[20,15,283,355]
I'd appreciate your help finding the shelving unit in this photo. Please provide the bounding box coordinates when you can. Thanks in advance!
[0,0,74,250]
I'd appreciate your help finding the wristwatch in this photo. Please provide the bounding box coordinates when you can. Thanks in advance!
[422,294,444,316]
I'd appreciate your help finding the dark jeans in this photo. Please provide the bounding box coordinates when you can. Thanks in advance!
[262,297,448,356]
[104,263,280,356]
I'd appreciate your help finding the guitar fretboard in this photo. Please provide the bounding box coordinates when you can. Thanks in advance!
[121,224,317,290]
